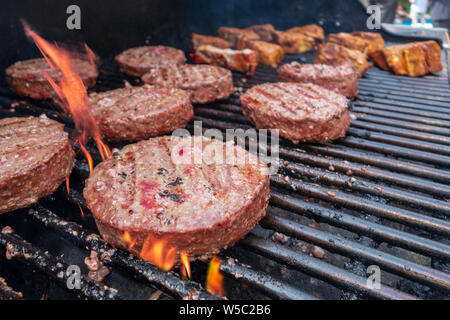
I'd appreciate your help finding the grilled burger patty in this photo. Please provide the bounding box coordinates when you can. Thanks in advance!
[141,64,234,103]
[0,115,75,214]
[278,62,359,99]
[115,46,187,77]
[5,58,98,99]
[88,85,193,141]
[240,82,350,143]
[83,136,270,260]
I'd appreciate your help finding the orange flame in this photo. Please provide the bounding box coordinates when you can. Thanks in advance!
[206,255,225,297]
[180,252,191,279]
[140,235,176,272]
[77,203,85,218]
[120,231,137,250]
[23,22,110,169]
[65,176,70,195]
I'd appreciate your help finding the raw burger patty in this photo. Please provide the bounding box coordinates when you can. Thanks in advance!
[5,58,98,99]
[141,64,234,103]
[115,46,187,77]
[0,115,75,214]
[83,136,270,260]
[278,62,358,99]
[88,85,193,141]
[240,82,350,143]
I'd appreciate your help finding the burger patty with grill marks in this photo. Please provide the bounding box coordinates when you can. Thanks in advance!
[88,85,193,141]
[240,82,350,143]
[6,58,98,100]
[141,64,234,104]
[278,62,358,99]
[115,46,187,77]
[0,115,75,214]
[83,136,270,261]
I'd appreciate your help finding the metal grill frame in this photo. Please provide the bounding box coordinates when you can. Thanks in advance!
[0,43,449,300]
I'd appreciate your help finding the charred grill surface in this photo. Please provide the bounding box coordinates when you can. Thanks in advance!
[0,45,449,300]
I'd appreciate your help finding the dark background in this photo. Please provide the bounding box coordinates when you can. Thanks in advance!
[0,0,368,74]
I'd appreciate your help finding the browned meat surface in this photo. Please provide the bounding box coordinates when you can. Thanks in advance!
[0,115,74,214]
[286,24,325,44]
[315,43,372,77]
[83,136,270,261]
[88,85,193,141]
[246,24,276,41]
[278,62,358,99]
[217,27,260,47]
[370,41,443,76]
[272,31,316,54]
[236,38,284,68]
[141,64,234,103]
[190,33,231,51]
[190,45,257,75]
[115,46,186,77]
[350,31,385,54]
[327,33,372,54]
[5,58,98,99]
[240,82,350,143]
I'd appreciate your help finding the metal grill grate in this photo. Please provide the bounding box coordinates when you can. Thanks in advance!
[0,48,449,300]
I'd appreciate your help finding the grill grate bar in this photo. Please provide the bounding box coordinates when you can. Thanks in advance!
[27,206,220,300]
[358,82,450,98]
[354,102,450,120]
[261,212,450,292]
[217,255,318,300]
[240,233,419,300]
[271,174,450,235]
[346,128,450,156]
[282,162,450,216]
[0,228,120,300]
[270,192,450,260]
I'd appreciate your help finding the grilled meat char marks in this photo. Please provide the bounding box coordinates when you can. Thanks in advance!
[88,85,193,141]
[240,82,350,143]
[115,46,187,77]
[83,136,270,260]
[141,64,234,103]
[278,62,358,99]
[6,58,98,99]
[0,115,75,214]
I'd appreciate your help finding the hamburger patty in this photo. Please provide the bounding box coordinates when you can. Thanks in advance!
[278,62,359,99]
[0,115,75,214]
[83,136,270,260]
[115,46,187,77]
[141,64,234,103]
[240,82,350,143]
[88,85,193,141]
[5,58,98,99]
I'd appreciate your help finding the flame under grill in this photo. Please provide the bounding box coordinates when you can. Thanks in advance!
[0,46,449,300]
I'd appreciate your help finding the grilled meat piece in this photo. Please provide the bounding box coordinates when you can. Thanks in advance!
[217,27,260,47]
[190,45,257,75]
[83,136,270,261]
[88,85,193,141]
[370,41,443,76]
[190,33,231,51]
[236,38,284,68]
[278,62,358,99]
[350,31,385,55]
[327,33,372,54]
[272,31,316,54]
[240,82,350,143]
[141,64,234,103]
[0,115,74,214]
[246,24,276,41]
[315,43,372,77]
[286,24,325,44]
[5,58,98,100]
[115,46,186,77]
